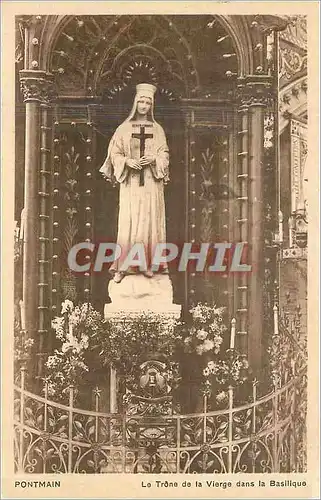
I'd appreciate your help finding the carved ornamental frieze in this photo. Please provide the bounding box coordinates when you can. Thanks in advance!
[236,78,274,108]
[19,70,56,104]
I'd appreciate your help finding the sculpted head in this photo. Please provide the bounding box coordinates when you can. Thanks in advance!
[136,96,152,116]
[132,83,157,120]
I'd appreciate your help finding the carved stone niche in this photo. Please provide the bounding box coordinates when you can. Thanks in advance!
[19,70,56,104]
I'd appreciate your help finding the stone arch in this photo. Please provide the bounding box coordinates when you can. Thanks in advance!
[38,15,71,70]
[37,15,256,99]
[216,15,253,76]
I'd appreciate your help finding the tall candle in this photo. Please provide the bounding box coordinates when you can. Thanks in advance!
[278,211,283,244]
[20,300,25,330]
[230,318,236,350]
[288,217,294,248]
[273,304,279,336]
[110,365,117,413]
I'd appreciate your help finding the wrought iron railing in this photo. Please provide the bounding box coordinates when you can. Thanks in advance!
[14,363,306,474]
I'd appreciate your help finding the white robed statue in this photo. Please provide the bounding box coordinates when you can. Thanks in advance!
[100,83,169,283]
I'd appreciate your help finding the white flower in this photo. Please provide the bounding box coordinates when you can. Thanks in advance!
[61,336,82,354]
[242,358,249,369]
[203,367,210,377]
[216,391,227,403]
[196,345,204,355]
[66,331,74,343]
[52,316,65,334]
[189,304,204,320]
[46,355,59,368]
[61,343,71,353]
[80,334,89,350]
[61,299,74,315]
[207,361,219,375]
[203,339,215,352]
[24,338,34,348]
[196,329,208,340]
[45,382,56,396]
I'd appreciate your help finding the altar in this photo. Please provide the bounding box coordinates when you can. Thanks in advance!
[15,14,291,382]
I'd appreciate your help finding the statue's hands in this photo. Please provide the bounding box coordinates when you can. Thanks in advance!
[139,155,155,167]
[126,158,142,170]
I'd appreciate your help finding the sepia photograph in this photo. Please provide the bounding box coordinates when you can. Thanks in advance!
[1,2,319,498]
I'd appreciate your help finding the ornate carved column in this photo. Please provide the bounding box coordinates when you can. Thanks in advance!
[235,99,250,355]
[236,79,274,372]
[248,98,265,372]
[19,70,55,378]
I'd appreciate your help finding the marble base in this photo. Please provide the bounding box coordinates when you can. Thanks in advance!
[104,274,181,319]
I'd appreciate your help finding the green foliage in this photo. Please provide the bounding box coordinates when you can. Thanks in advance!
[14,322,34,381]
[43,300,251,407]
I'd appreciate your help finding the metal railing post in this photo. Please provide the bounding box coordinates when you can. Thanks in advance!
[251,380,258,472]
[228,385,233,473]
[43,380,48,473]
[176,416,181,473]
[18,366,26,472]
[272,382,279,472]
[68,385,74,473]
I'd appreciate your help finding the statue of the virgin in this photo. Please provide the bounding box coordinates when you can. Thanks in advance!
[100,83,170,283]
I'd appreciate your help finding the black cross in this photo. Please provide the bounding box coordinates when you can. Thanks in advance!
[132,124,153,186]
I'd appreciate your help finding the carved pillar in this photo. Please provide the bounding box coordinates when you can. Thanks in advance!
[19,70,55,379]
[237,80,273,372]
[236,102,250,354]
[183,109,192,311]
[248,102,265,371]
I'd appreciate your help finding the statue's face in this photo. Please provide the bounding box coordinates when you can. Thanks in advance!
[136,96,152,115]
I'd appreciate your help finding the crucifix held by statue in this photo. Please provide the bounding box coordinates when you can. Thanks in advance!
[132,123,153,186]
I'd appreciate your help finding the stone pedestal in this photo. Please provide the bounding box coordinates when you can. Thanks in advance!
[104,274,181,318]
[104,273,181,416]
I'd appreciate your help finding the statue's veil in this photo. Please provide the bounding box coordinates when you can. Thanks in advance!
[100,83,159,181]
[124,83,158,123]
